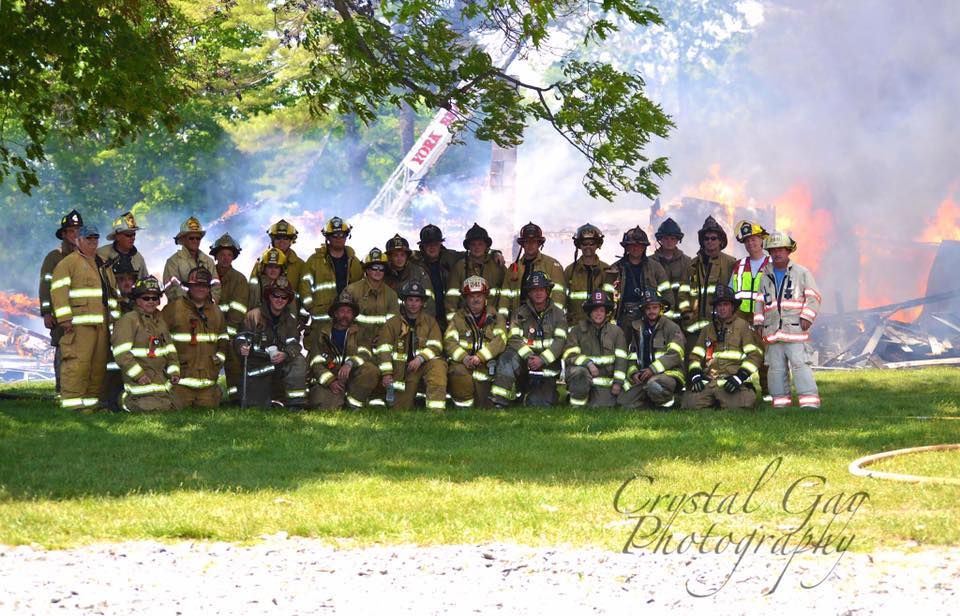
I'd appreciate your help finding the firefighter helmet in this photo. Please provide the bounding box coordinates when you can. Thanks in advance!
[764,231,797,253]
[363,248,388,269]
[463,223,493,250]
[322,216,352,238]
[523,271,554,291]
[620,226,650,247]
[581,290,615,314]
[385,234,412,255]
[107,211,141,240]
[111,254,137,278]
[263,275,295,301]
[735,220,769,243]
[268,219,298,243]
[398,280,428,300]
[712,285,738,306]
[260,248,287,268]
[209,233,241,257]
[56,209,84,239]
[462,275,489,296]
[516,221,545,245]
[328,290,360,319]
[639,288,670,310]
[174,216,206,242]
[697,216,728,250]
[186,266,213,287]
[655,217,684,242]
[132,276,163,299]
[573,223,604,248]
[419,224,444,245]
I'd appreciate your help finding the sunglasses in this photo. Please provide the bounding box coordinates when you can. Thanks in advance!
[368,265,385,272]
[580,240,598,246]
[184,236,202,241]
[141,296,161,302]
[270,293,289,300]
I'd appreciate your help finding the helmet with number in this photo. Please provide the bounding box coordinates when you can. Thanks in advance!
[461,275,489,296]
[322,216,352,238]
[363,248,388,269]
[260,248,287,268]
[268,219,298,243]
[56,209,84,239]
[385,234,412,256]
[209,233,241,257]
[174,216,206,242]
[327,290,361,319]
[523,270,554,291]
[573,223,604,248]
[186,266,213,288]
[132,276,163,299]
[263,274,295,301]
[419,224,445,245]
[581,290,615,314]
[111,254,137,278]
[107,211,141,241]
[463,223,493,250]
[697,216,728,250]
[620,226,650,247]
[735,220,769,243]
[639,288,669,310]
[712,285,738,306]
[763,231,798,253]
[398,280,428,300]
[655,217,684,242]
[517,221,545,245]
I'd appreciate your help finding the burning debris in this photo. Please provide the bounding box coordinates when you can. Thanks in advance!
[0,318,54,382]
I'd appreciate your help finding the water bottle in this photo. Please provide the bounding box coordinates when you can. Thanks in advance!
[385,383,395,405]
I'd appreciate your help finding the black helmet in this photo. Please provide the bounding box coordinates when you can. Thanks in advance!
[639,288,669,310]
[419,224,444,245]
[523,271,554,291]
[655,217,684,242]
[132,276,163,299]
[399,280,428,300]
[712,285,737,306]
[56,209,84,240]
[620,226,650,247]
[385,234,412,255]
[463,223,493,250]
[111,255,137,278]
[517,221,545,244]
[581,290,615,314]
[698,216,728,250]
[573,223,604,247]
[327,290,360,319]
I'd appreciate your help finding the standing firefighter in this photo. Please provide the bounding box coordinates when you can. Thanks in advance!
[607,227,670,328]
[384,234,436,317]
[39,209,83,393]
[98,211,149,278]
[731,220,771,395]
[444,276,508,409]
[562,291,628,407]
[300,216,363,325]
[163,216,220,302]
[345,249,400,358]
[682,286,761,410]
[163,267,227,408]
[491,271,567,407]
[502,222,566,317]
[617,290,686,409]
[755,232,821,409]
[248,248,288,312]
[306,292,380,409]
[110,277,181,412]
[50,225,111,412]
[377,281,447,410]
[650,218,692,321]
[237,276,308,409]
[446,223,506,321]
[565,223,615,326]
[413,224,461,330]
[211,233,249,401]
[250,219,306,315]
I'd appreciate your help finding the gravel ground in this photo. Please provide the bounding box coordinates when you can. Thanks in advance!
[1,537,957,615]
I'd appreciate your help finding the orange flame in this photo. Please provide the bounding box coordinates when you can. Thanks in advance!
[918,188,960,243]
[213,203,241,225]
[0,292,39,318]
[688,164,747,228]
[772,184,832,274]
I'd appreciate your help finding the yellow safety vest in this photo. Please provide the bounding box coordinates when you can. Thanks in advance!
[732,256,769,314]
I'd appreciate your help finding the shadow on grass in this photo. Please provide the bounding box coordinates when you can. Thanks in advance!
[1,369,958,500]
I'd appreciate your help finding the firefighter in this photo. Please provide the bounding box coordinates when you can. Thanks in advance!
[345,249,399,356]
[110,277,181,412]
[412,224,460,330]
[562,291,628,407]
[650,217,692,321]
[377,280,447,410]
[444,276,508,409]
[565,223,615,326]
[211,233,249,402]
[102,255,138,412]
[98,211,149,278]
[384,234,436,317]
[237,276,308,409]
[617,289,686,409]
[50,224,111,412]
[446,223,507,322]
[248,248,288,312]
[682,286,762,410]
[250,219,306,315]
[490,271,567,407]
[678,216,738,351]
[163,216,220,302]
[305,291,380,409]
[502,222,566,317]
[731,220,771,396]
[606,227,670,328]
[40,209,83,393]
[300,216,363,325]
[162,267,227,408]
[755,232,821,409]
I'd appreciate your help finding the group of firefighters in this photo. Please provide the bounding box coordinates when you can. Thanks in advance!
[38,208,822,413]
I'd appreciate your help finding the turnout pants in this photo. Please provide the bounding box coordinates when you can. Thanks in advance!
[681,382,756,409]
[60,324,109,411]
[448,362,495,409]
[766,342,820,408]
[245,355,308,409]
[391,358,447,410]
[617,374,678,408]
[101,354,123,412]
[309,362,380,409]
[173,382,222,408]
[491,348,559,407]
[565,366,618,407]
[224,346,244,402]
[122,384,181,413]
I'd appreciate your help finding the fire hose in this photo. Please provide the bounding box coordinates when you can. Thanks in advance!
[848,443,960,486]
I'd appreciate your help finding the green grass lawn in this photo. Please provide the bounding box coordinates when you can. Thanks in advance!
[1,369,958,551]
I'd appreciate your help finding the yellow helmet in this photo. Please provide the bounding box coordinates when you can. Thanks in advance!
[174,216,206,242]
[260,248,287,267]
[363,248,388,268]
[268,219,298,242]
[735,220,768,243]
[763,231,797,253]
[322,216,352,238]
